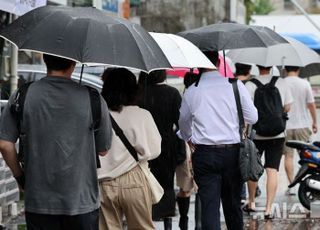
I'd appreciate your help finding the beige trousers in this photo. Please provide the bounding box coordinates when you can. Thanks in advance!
[99,166,155,230]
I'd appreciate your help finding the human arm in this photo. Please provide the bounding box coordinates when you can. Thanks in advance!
[0,93,23,188]
[283,104,291,113]
[95,97,113,156]
[178,94,193,142]
[283,80,293,113]
[0,140,23,178]
[307,102,317,133]
[132,110,161,161]
[306,83,317,133]
[238,80,258,125]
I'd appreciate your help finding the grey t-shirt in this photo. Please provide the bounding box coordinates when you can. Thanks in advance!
[0,76,112,215]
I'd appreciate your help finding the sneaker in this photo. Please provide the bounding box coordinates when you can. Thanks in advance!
[285,188,296,196]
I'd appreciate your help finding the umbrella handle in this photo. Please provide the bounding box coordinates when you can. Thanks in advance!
[223,50,227,77]
[80,64,84,84]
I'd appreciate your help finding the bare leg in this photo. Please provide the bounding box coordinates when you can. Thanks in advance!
[284,151,294,183]
[265,168,278,214]
[247,180,257,209]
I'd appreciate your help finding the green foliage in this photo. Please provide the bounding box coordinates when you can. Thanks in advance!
[254,0,274,15]
[245,0,274,24]
[244,0,255,24]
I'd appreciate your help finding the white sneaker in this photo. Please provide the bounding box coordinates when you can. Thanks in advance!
[285,188,296,196]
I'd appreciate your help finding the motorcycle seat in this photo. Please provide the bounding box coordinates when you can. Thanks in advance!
[286,140,320,151]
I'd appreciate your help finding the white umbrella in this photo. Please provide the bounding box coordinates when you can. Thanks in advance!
[226,37,320,67]
[149,32,216,69]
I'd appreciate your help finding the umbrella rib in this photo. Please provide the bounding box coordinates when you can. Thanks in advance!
[124,25,157,71]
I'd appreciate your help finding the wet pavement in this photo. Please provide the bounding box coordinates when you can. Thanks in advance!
[4,122,320,230]
[4,156,320,230]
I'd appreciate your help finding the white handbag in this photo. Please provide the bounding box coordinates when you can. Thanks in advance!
[110,115,164,204]
[139,162,164,204]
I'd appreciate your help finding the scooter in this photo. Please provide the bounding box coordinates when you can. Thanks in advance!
[286,140,320,210]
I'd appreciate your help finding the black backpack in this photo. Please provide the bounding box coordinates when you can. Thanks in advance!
[250,76,288,136]
[10,82,102,168]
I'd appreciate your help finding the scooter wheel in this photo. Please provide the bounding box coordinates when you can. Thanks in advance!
[298,180,317,210]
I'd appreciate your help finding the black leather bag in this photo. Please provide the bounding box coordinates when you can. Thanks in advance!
[231,80,264,182]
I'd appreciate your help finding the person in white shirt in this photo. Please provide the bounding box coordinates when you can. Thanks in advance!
[245,65,293,219]
[179,51,258,230]
[98,68,162,230]
[283,66,317,195]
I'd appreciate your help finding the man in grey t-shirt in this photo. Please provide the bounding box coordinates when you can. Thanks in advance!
[0,54,112,230]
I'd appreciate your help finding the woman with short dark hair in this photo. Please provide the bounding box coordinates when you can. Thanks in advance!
[98,68,162,230]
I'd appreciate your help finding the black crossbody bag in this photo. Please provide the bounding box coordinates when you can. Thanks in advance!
[231,80,264,182]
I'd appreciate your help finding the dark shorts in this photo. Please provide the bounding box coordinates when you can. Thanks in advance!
[254,138,285,171]
[25,209,99,230]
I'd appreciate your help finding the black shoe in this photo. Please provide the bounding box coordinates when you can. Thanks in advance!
[264,214,274,220]
[177,197,190,230]
[242,204,256,214]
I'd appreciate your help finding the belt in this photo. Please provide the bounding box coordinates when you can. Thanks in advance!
[195,143,240,149]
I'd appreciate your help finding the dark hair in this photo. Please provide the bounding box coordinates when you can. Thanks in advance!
[184,72,199,89]
[101,68,138,112]
[146,70,166,85]
[257,65,272,71]
[101,68,116,82]
[202,51,219,66]
[285,66,300,72]
[235,63,251,76]
[43,54,75,71]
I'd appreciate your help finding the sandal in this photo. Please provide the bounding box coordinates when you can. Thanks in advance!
[242,204,256,214]
[264,214,274,220]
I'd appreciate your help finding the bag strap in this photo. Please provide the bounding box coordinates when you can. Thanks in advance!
[10,82,33,133]
[231,79,244,142]
[269,76,279,87]
[110,115,139,162]
[85,86,101,132]
[249,78,263,88]
[85,85,102,168]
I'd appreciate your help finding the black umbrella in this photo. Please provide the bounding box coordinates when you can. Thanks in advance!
[177,23,288,51]
[0,6,171,73]
[178,22,288,78]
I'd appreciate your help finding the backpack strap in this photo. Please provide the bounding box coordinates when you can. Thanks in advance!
[85,86,102,168]
[85,86,101,131]
[249,78,263,88]
[269,76,279,87]
[10,82,33,132]
[10,82,33,165]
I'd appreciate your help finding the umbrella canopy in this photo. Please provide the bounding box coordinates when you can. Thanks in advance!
[149,32,216,69]
[227,37,320,67]
[177,23,288,51]
[0,5,171,73]
[166,55,234,78]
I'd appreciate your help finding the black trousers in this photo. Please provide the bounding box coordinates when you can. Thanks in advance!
[192,145,243,230]
[25,209,99,230]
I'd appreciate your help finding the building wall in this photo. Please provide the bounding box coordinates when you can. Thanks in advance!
[139,0,228,33]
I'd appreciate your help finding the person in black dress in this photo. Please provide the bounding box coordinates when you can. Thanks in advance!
[139,70,182,230]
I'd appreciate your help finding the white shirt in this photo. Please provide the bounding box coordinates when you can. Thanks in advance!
[246,74,293,139]
[284,76,314,129]
[179,71,258,145]
[98,106,161,180]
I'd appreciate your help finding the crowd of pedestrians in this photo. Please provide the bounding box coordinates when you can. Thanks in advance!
[0,48,318,230]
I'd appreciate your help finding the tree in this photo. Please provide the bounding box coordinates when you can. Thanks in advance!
[254,0,274,15]
[245,0,274,24]
[244,0,255,24]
